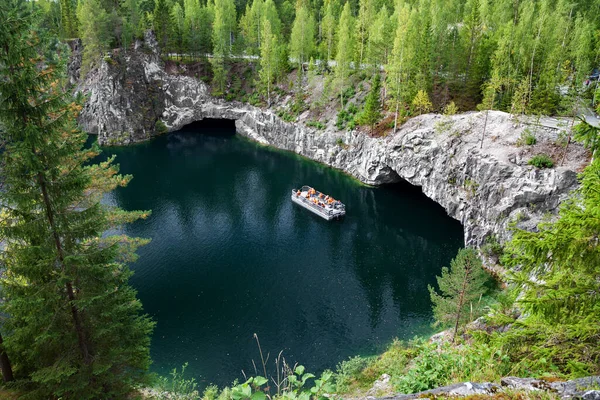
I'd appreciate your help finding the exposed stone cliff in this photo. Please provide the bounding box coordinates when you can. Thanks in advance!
[77,33,587,247]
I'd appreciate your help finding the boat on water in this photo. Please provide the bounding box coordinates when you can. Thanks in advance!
[291,185,346,220]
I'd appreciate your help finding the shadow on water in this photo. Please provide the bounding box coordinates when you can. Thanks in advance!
[95,119,464,388]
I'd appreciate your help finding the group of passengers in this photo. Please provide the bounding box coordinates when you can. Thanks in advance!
[295,188,338,208]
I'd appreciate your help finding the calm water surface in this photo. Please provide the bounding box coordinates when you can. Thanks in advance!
[100,120,463,387]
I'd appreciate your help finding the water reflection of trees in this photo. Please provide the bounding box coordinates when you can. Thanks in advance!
[99,124,464,381]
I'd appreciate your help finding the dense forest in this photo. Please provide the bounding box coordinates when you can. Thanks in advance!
[34,0,600,117]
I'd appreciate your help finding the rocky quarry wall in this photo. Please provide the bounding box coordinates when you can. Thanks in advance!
[75,32,587,247]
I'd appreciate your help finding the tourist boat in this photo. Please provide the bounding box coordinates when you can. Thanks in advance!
[291,185,346,220]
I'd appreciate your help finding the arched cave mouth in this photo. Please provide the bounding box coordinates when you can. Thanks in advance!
[378,180,464,241]
[177,118,464,237]
[179,118,236,136]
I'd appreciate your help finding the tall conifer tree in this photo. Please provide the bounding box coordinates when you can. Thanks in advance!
[154,0,171,52]
[0,6,154,398]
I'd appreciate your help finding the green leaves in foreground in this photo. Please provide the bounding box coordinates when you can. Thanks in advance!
[227,365,333,400]
[496,159,600,376]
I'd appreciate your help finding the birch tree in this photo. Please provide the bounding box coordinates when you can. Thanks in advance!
[334,2,354,110]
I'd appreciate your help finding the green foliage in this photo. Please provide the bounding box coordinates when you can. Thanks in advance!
[528,154,554,169]
[517,129,537,146]
[202,385,220,400]
[258,19,277,106]
[443,102,458,116]
[394,341,457,393]
[60,0,78,38]
[429,248,491,342]
[342,85,356,101]
[217,365,334,400]
[22,0,600,119]
[500,159,600,376]
[276,109,296,122]
[289,5,315,70]
[153,0,171,51]
[573,118,600,157]
[335,2,354,109]
[0,6,154,398]
[156,119,169,134]
[155,363,200,400]
[481,235,504,262]
[358,74,382,132]
[336,103,358,130]
[412,90,432,115]
[211,0,236,94]
[306,120,325,130]
[77,0,111,75]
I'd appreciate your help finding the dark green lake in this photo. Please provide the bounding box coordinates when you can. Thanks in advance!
[100,120,463,388]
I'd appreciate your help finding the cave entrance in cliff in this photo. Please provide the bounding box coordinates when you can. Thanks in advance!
[179,118,237,136]
[379,179,464,237]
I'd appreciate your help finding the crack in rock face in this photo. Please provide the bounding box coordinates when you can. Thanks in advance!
[76,33,584,248]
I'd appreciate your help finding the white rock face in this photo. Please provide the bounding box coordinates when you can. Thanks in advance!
[77,34,583,247]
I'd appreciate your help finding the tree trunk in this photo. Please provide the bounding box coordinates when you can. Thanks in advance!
[394,102,399,133]
[560,117,576,166]
[560,136,571,166]
[480,110,489,149]
[452,259,472,343]
[37,172,92,364]
[0,332,14,383]
[340,75,345,110]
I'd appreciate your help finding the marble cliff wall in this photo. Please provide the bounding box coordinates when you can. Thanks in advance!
[76,32,583,247]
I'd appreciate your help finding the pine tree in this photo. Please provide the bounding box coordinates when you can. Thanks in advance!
[571,14,594,87]
[510,78,529,121]
[444,101,458,116]
[197,5,215,58]
[334,2,353,110]
[60,0,78,38]
[502,159,600,369]
[154,0,171,52]
[121,0,142,50]
[171,3,186,58]
[262,0,281,37]
[0,6,154,398]
[573,119,600,161]
[428,248,489,343]
[359,74,382,133]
